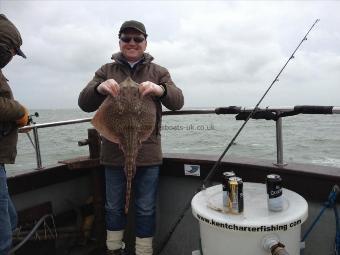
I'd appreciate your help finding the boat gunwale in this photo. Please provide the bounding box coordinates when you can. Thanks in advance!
[163,153,340,180]
[7,153,340,200]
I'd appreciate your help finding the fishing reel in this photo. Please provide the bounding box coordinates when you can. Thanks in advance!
[28,112,39,125]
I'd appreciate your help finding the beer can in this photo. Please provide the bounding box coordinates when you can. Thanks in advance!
[266,174,283,211]
[222,171,235,208]
[228,176,244,214]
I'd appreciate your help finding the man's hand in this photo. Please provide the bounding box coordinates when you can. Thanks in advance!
[139,81,165,97]
[18,126,32,133]
[16,106,29,128]
[97,79,120,97]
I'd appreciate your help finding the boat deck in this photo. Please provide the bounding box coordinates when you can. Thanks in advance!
[9,154,340,255]
[58,176,336,255]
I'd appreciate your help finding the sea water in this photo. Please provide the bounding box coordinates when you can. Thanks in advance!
[5,108,340,176]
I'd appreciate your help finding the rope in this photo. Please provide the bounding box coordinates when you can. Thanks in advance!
[301,185,339,255]
[334,204,340,255]
[9,214,56,254]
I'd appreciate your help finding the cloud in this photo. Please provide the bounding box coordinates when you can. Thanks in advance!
[2,1,339,109]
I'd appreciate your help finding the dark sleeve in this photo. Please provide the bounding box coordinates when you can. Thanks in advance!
[158,68,184,111]
[0,72,25,122]
[0,97,24,122]
[78,64,108,112]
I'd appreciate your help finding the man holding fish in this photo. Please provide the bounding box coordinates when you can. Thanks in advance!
[78,20,184,255]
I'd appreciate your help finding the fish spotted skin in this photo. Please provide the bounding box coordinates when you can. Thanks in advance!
[92,77,156,214]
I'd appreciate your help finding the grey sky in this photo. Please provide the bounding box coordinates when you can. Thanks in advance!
[1,1,339,109]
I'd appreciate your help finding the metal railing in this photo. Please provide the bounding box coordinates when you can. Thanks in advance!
[19,105,340,170]
[20,118,92,169]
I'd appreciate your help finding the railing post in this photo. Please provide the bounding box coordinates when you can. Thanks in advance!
[88,128,101,159]
[274,114,287,167]
[87,128,105,249]
[33,127,43,169]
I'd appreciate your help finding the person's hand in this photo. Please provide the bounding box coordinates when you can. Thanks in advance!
[18,126,32,133]
[16,106,29,128]
[97,79,120,97]
[139,81,165,97]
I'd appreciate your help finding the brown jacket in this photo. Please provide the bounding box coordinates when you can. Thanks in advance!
[0,70,25,164]
[78,52,184,166]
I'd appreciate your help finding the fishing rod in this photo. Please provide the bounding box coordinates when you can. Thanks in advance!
[202,18,320,189]
[156,19,320,254]
[162,105,340,116]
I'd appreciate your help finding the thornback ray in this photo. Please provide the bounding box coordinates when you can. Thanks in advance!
[91,77,156,214]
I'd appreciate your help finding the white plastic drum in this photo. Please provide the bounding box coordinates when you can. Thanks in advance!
[191,182,308,255]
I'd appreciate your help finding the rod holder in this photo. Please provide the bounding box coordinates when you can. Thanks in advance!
[33,127,43,170]
[274,115,287,167]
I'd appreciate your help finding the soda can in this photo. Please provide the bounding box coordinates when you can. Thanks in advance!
[266,174,283,211]
[228,176,244,214]
[222,171,235,208]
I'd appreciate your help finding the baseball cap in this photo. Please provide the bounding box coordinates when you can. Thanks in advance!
[16,47,26,58]
[119,20,147,37]
[0,14,26,58]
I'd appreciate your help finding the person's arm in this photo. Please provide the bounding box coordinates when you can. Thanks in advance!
[0,96,25,122]
[78,64,108,112]
[158,68,184,111]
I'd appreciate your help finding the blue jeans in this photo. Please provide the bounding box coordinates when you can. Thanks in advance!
[0,165,17,255]
[105,165,159,238]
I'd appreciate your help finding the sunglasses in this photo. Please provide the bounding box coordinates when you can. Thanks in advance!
[120,35,145,43]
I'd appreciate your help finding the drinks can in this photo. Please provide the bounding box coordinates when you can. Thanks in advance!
[228,176,244,214]
[222,171,235,208]
[266,174,283,211]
